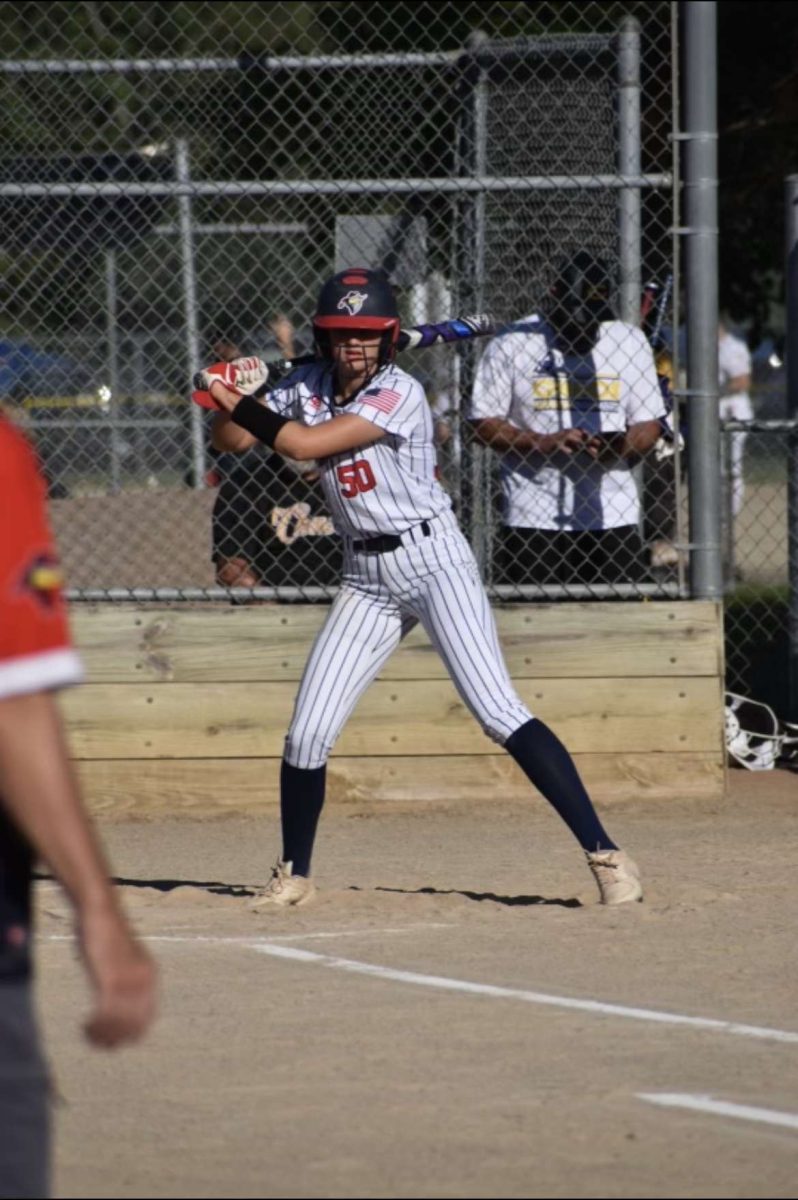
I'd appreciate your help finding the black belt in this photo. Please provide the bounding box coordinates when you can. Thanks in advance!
[352,521,431,554]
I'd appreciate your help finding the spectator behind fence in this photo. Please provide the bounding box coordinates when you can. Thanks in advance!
[644,317,751,570]
[718,319,753,518]
[207,320,340,594]
[467,255,666,587]
[643,341,682,569]
[0,414,156,1198]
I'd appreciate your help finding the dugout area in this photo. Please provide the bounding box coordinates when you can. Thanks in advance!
[65,601,726,813]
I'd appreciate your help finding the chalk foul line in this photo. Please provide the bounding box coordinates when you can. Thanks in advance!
[249,942,798,1047]
[638,1093,798,1131]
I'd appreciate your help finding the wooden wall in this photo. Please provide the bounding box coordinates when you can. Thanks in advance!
[65,601,726,817]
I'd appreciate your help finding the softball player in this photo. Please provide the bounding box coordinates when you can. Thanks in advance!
[204,269,643,909]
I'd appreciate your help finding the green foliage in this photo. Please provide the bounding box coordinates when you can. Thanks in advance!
[0,0,671,340]
[718,2,798,338]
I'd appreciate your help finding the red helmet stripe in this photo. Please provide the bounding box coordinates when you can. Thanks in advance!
[313,315,399,335]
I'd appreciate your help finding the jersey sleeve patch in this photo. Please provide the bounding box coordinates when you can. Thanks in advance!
[20,553,65,610]
[0,420,75,667]
[346,372,420,437]
[359,385,403,416]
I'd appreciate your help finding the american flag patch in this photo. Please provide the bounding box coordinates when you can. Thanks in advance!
[361,386,402,415]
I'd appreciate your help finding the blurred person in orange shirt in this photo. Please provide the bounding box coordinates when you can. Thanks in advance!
[0,414,156,1198]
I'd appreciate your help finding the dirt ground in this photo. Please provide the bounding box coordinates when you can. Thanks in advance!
[35,768,798,1200]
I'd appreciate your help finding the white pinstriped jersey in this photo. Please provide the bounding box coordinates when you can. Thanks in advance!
[257,360,534,769]
[265,362,452,538]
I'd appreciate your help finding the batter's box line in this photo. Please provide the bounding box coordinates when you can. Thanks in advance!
[639,1092,798,1133]
[42,931,798,1047]
[42,922,457,947]
[247,943,798,1048]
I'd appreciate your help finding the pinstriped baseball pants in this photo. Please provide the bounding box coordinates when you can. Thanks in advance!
[284,512,534,770]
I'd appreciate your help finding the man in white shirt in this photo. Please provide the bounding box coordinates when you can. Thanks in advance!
[718,320,753,516]
[467,255,665,586]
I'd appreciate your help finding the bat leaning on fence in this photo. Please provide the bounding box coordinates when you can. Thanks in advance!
[640,274,673,351]
[190,313,496,409]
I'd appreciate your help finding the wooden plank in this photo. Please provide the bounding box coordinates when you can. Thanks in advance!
[76,752,724,818]
[71,601,722,683]
[62,677,723,759]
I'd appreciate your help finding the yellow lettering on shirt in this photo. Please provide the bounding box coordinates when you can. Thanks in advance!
[530,375,622,409]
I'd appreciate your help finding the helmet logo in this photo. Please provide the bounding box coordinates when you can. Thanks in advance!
[337,290,368,316]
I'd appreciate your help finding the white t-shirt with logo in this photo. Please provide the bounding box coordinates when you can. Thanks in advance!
[266,362,453,538]
[718,330,753,422]
[467,316,665,531]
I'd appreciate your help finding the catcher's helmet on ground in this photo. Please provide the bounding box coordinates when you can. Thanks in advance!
[724,692,784,771]
[549,252,614,329]
[313,268,400,365]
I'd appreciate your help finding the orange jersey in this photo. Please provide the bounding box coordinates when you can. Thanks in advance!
[0,415,83,698]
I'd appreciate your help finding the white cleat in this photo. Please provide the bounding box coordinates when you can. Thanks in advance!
[249,859,317,911]
[585,849,643,906]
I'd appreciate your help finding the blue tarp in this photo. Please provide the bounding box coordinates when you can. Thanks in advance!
[0,339,92,398]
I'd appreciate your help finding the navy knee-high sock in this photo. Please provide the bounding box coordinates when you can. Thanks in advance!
[504,718,616,852]
[281,760,326,877]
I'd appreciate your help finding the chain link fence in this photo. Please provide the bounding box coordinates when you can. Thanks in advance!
[720,355,797,716]
[0,0,680,606]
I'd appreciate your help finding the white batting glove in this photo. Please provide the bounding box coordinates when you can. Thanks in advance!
[229,356,270,391]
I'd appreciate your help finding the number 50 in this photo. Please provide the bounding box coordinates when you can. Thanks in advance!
[336,460,377,498]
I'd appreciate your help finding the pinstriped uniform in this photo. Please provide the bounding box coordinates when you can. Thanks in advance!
[266,362,534,770]
[269,361,447,537]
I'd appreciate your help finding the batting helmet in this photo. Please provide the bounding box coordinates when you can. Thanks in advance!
[549,253,614,329]
[313,268,400,366]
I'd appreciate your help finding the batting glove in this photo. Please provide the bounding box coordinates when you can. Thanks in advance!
[193,361,244,396]
[193,357,269,396]
[229,356,270,391]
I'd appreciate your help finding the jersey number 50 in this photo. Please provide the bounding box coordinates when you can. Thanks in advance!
[337,460,377,499]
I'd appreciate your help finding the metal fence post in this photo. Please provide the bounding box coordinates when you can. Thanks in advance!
[470,34,494,581]
[683,1,722,600]
[618,15,641,324]
[455,31,492,577]
[785,175,798,719]
[175,138,205,490]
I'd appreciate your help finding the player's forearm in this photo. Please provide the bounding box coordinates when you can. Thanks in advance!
[210,382,382,459]
[272,418,377,461]
[211,412,257,453]
[0,692,121,916]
